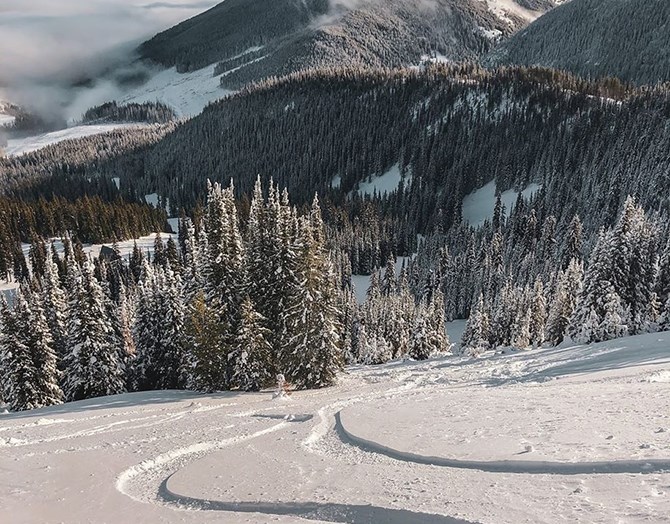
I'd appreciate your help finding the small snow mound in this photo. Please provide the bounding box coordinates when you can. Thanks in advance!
[641,370,670,383]
[34,417,69,426]
[0,436,27,447]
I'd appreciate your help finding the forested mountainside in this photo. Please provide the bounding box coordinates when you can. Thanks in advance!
[4,66,670,255]
[487,0,670,85]
[139,0,329,72]
[54,66,669,234]
[140,0,559,88]
[3,65,670,279]
[0,124,174,198]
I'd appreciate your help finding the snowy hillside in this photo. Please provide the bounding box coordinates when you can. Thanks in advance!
[0,114,15,127]
[3,124,148,157]
[462,180,541,228]
[1,332,669,523]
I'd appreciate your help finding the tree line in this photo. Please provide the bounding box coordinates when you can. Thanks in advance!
[0,179,450,412]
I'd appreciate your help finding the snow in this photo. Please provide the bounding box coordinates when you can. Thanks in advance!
[462,180,541,228]
[144,193,159,207]
[356,164,410,197]
[167,218,180,234]
[1,332,669,523]
[3,124,146,157]
[114,48,269,119]
[356,164,407,196]
[118,65,233,119]
[0,113,15,127]
[484,0,544,24]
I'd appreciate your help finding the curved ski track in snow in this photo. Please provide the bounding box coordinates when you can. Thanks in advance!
[114,364,669,523]
[157,473,474,524]
[334,412,670,476]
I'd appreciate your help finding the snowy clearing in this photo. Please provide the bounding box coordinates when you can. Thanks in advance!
[3,124,147,157]
[484,0,544,24]
[2,332,668,523]
[462,180,541,228]
[0,113,15,127]
[356,164,411,197]
[118,65,233,118]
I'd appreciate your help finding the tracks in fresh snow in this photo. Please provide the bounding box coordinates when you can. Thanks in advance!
[334,411,670,475]
[157,473,473,524]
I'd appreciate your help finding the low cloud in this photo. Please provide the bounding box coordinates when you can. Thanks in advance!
[0,0,217,123]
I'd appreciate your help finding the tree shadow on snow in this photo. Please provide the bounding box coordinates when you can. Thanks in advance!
[158,474,474,524]
[335,412,670,475]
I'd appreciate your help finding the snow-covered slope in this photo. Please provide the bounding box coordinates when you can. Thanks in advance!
[0,114,15,127]
[117,65,233,118]
[2,332,669,523]
[462,180,541,228]
[3,124,147,157]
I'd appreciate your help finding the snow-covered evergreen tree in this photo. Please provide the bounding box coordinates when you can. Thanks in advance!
[231,296,272,391]
[279,207,342,389]
[23,290,64,408]
[460,294,490,357]
[184,291,228,393]
[0,295,40,411]
[529,280,548,347]
[63,261,125,401]
[41,251,69,359]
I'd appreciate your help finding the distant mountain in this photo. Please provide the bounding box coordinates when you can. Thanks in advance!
[140,0,560,89]
[487,0,670,85]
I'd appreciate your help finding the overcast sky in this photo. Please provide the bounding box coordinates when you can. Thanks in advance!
[0,0,218,83]
[0,0,218,123]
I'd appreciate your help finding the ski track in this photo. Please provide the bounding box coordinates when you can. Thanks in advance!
[334,412,670,476]
[4,339,667,522]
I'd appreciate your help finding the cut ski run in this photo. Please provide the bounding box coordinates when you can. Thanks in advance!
[1,333,669,524]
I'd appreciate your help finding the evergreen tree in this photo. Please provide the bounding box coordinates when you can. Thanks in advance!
[22,290,64,408]
[279,212,342,389]
[0,296,40,411]
[460,294,490,357]
[184,291,228,392]
[546,259,583,345]
[231,296,272,391]
[529,280,548,348]
[41,253,69,360]
[63,261,125,401]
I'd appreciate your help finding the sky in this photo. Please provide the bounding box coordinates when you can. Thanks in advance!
[0,0,218,121]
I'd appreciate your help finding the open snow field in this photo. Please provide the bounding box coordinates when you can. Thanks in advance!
[1,333,669,523]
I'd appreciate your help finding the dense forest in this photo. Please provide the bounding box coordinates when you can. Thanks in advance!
[1,25,670,412]
[82,101,176,125]
[0,180,449,411]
